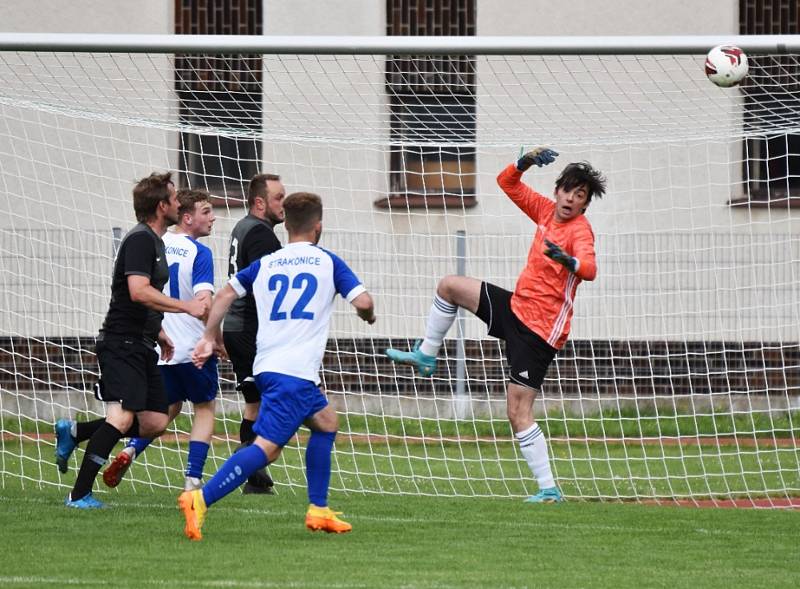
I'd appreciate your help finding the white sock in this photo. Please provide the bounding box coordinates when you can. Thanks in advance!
[419,295,457,357]
[516,423,556,490]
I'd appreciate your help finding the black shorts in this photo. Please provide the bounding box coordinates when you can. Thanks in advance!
[94,337,168,413]
[223,330,260,404]
[474,282,558,390]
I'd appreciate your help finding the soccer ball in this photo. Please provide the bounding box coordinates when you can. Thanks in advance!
[705,45,748,87]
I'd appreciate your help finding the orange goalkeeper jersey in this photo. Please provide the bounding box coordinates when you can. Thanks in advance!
[496,163,597,350]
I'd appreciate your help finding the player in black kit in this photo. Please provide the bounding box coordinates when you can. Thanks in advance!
[54,172,208,508]
[224,173,285,493]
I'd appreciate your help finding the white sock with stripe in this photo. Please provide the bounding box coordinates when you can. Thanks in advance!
[419,295,457,357]
[515,422,556,490]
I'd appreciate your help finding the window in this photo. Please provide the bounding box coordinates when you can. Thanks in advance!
[174,0,263,205]
[377,0,477,210]
[734,0,800,208]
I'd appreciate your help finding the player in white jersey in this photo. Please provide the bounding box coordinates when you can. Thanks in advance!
[103,189,221,491]
[179,192,375,540]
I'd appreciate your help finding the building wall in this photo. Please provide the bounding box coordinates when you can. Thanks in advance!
[0,0,172,34]
[478,0,739,36]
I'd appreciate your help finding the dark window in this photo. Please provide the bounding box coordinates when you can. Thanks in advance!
[377,0,477,210]
[735,0,800,208]
[175,0,263,205]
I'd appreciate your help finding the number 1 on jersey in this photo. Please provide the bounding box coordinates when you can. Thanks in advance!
[168,262,180,299]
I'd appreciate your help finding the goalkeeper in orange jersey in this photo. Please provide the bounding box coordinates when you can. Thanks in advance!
[386,148,606,503]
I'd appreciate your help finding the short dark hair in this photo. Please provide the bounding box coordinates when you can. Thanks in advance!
[283,192,323,234]
[247,173,281,209]
[132,172,174,223]
[176,188,210,217]
[555,162,607,204]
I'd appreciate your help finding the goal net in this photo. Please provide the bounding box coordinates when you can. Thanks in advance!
[1,35,798,507]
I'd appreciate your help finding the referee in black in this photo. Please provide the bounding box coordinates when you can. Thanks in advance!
[55,172,208,508]
[224,173,285,494]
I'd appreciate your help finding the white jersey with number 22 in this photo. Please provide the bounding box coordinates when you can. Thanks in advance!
[229,241,364,384]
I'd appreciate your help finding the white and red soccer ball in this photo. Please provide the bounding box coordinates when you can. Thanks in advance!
[705,45,749,87]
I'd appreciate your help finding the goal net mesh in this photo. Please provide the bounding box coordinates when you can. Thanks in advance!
[1,43,798,506]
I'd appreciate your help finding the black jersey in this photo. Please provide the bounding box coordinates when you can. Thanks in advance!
[99,223,169,346]
[224,214,282,332]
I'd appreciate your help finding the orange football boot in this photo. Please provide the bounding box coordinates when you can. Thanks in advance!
[178,489,207,541]
[305,504,352,534]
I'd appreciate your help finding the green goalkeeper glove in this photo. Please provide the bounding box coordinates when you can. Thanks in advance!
[544,239,578,273]
[517,147,559,172]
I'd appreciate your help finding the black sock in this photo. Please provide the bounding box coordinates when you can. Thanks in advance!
[124,416,140,438]
[70,422,123,500]
[240,418,255,445]
[75,419,105,444]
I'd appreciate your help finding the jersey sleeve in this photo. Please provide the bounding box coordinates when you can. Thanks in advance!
[191,244,214,294]
[242,224,282,265]
[123,232,156,279]
[324,249,366,302]
[230,259,261,298]
[571,223,597,282]
[496,163,554,224]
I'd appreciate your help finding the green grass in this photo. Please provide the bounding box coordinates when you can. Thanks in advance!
[4,407,800,439]
[0,482,798,589]
[5,436,800,501]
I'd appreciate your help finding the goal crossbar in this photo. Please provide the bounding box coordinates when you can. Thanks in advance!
[0,33,798,55]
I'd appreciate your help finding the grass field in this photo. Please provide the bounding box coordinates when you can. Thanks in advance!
[1,480,799,589]
[2,416,799,588]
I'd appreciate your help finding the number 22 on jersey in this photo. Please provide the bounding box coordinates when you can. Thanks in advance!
[268,272,317,321]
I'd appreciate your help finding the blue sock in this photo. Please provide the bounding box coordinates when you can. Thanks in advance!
[186,441,210,479]
[201,444,267,507]
[306,430,336,507]
[126,437,151,458]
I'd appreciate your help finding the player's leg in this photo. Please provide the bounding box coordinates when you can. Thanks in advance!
[240,389,275,493]
[175,357,219,490]
[303,395,351,533]
[504,324,562,504]
[66,402,134,508]
[66,338,153,507]
[200,435,280,507]
[385,275,482,376]
[178,433,279,541]
[104,402,179,488]
[507,383,560,503]
[56,340,143,474]
[100,353,170,490]
[178,372,293,540]
[224,330,258,445]
[224,330,275,493]
[185,399,214,490]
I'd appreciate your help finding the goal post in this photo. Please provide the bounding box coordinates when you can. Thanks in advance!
[0,33,798,507]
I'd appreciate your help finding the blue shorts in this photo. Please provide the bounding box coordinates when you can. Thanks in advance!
[253,372,328,447]
[159,357,218,406]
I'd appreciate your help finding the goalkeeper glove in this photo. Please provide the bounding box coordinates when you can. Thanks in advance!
[544,239,578,273]
[517,147,559,172]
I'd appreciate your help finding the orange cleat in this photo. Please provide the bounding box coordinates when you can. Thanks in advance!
[305,504,352,534]
[102,447,133,488]
[178,489,207,541]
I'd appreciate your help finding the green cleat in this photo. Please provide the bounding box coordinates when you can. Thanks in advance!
[524,487,564,504]
[385,341,437,377]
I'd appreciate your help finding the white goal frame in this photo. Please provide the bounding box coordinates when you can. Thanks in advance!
[0,33,798,508]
